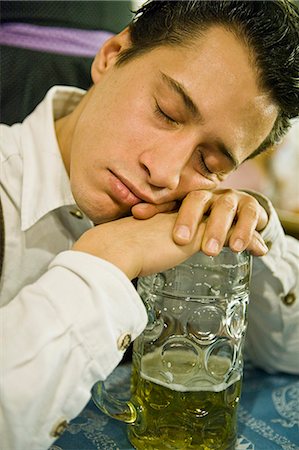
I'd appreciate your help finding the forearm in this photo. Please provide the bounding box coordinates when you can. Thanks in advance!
[1,251,147,450]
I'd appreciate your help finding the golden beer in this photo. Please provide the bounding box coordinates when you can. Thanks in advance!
[92,250,250,448]
[128,350,241,450]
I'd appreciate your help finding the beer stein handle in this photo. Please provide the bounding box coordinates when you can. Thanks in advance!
[91,381,137,423]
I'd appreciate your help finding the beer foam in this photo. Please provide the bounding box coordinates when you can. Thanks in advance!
[140,372,240,393]
[140,350,240,393]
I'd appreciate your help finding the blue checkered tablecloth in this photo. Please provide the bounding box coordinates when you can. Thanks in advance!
[53,362,299,450]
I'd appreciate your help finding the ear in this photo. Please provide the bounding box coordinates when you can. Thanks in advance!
[91,28,132,84]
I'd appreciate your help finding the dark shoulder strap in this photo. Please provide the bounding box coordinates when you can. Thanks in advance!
[0,194,5,279]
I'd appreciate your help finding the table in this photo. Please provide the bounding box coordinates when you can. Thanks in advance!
[52,361,299,450]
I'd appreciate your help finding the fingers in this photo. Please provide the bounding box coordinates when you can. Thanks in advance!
[172,189,269,256]
[173,191,213,244]
[228,197,264,252]
[202,192,264,255]
[131,201,177,219]
[201,191,239,254]
[244,230,269,256]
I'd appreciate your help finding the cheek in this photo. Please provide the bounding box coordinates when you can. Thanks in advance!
[179,169,218,194]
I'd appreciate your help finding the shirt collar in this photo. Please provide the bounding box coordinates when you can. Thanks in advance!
[20,86,86,231]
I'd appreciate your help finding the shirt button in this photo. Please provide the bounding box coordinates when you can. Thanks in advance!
[69,209,84,219]
[282,291,296,306]
[50,418,68,438]
[117,332,132,351]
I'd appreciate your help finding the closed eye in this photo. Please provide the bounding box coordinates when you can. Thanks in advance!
[197,151,213,177]
[198,150,231,181]
[154,101,178,125]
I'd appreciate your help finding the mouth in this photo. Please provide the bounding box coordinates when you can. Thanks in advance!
[108,170,145,207]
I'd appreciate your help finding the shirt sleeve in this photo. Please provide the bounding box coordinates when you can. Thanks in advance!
[0,250,147,450]
[243,191,299,374]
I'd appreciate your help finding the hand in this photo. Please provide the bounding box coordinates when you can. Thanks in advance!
[72,213,206,279]
[132,189,269,256]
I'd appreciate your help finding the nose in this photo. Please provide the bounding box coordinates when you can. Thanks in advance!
[139,143,192,191]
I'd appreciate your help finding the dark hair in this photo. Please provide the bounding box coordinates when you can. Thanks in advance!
[117,0,299,154]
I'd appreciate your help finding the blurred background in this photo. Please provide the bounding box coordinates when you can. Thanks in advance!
[1,0,298,237]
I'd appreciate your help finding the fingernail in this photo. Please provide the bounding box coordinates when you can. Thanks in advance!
[206,238,220,254]
[175,225,190,241]
[233,239,244,252]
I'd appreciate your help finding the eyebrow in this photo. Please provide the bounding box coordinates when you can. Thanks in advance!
[160,71,240,169]
[160,71,200,119]
[216,141,239,169]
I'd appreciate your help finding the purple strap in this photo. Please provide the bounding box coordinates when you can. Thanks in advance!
[0,23,114,57]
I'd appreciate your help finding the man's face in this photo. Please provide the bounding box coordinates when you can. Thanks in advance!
[65,26,278,224]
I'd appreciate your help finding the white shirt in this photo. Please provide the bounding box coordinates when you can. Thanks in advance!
[0,87,147,450]
[0,86,298,450]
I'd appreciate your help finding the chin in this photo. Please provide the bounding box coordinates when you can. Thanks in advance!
[79,201,131,225]
[72,186,132,224]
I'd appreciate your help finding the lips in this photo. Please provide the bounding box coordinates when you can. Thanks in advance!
[108,170,143,207]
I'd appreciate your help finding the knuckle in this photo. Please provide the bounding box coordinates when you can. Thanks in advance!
[219,195,237,211]
[243,201,260,220]
[187,190,212,203]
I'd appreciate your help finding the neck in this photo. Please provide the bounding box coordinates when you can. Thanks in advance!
[54,86,94,175]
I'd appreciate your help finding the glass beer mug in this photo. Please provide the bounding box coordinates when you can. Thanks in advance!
[92,248,252,449]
